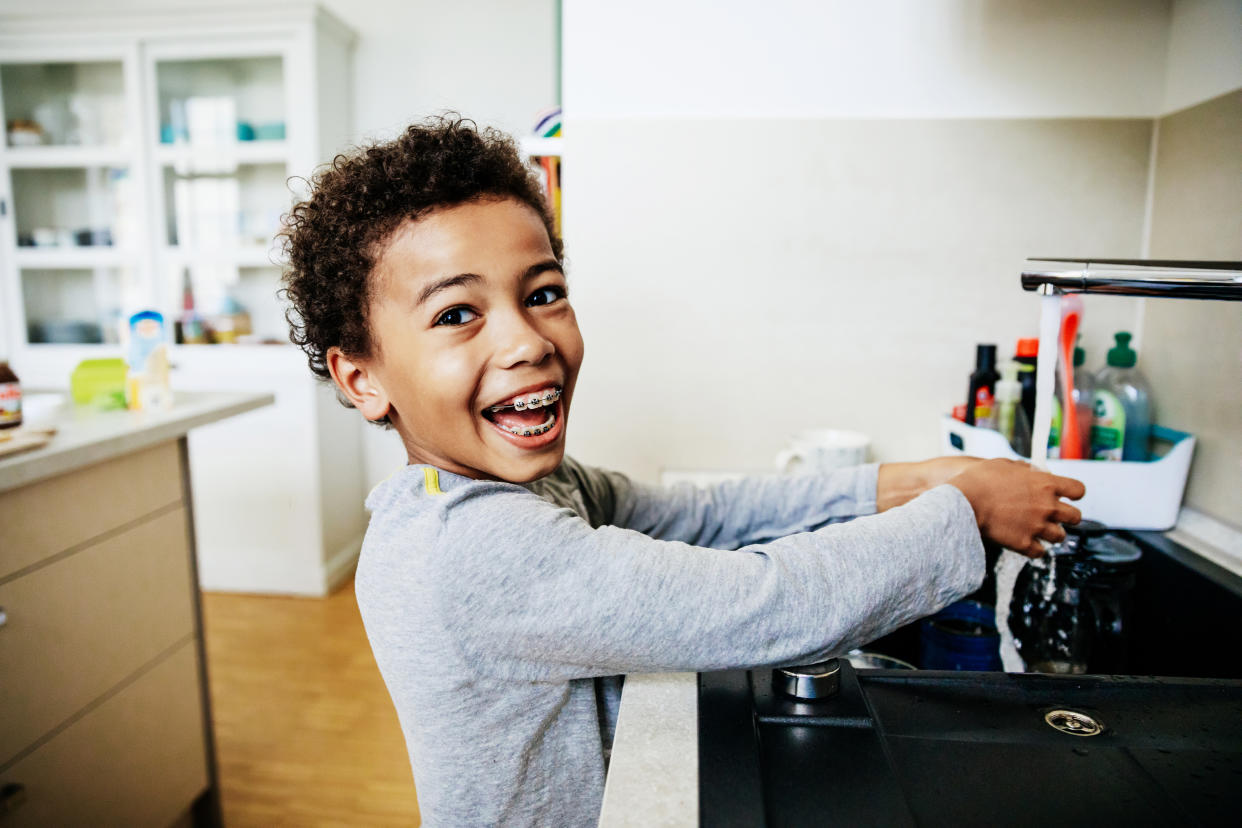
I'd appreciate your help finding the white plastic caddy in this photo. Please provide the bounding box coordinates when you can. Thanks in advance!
[940,417,1195,531]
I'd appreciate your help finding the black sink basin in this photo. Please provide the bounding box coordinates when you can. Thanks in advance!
[698,532,1242,826]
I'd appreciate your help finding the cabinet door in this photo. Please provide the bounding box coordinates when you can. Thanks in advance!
[147,47,295,347]
[0,641,209,828]
[0,506,197,764]
[0,56,146,350]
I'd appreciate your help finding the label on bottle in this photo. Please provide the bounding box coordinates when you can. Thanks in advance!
[0,381,21,427]
[974,387,996,429]
[1091,390,1125,461]
[1047,396,1061,459]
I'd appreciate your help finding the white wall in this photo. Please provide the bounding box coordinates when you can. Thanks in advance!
[559,0,1241,484]
[565,0,1172,119]
[1162,0,1242,114]
[316,0,557,143]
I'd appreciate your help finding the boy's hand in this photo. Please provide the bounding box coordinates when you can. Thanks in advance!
[947,459,1086,557]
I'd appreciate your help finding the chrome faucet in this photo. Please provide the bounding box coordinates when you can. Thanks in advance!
[1021,258,1242,301]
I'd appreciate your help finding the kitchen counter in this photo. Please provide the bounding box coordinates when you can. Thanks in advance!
[598,673,698,827]
[0,390,271,825]
[0,390,272,493]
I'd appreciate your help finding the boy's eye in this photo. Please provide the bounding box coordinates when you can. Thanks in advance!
[526,285,566,307]
[434,306,478,327]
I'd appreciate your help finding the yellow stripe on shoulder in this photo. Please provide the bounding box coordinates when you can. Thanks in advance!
[423,467,445,495]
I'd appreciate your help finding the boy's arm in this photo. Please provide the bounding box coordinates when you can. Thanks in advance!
[577,461,881,549]
[425,479,986,682]
[573,456,982,548]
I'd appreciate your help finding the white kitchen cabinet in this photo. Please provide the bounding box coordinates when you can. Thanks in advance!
[0,5,368,595]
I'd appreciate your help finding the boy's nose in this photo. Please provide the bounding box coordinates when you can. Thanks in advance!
[492,313,555,368]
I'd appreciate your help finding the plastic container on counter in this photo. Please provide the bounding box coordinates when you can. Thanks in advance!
[939,416,1194,531]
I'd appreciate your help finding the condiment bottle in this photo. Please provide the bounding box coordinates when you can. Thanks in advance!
[995,361,1031,456]
[965,344,999,428]
[0,361,21,429]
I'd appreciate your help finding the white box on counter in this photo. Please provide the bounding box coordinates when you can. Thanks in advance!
[939,416,1195,531]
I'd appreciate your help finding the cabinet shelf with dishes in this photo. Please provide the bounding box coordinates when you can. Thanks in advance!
[0,6,369,606]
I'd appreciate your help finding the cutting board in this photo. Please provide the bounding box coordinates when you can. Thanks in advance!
[0,426,56,459]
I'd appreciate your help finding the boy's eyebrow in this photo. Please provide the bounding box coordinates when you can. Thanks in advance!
[415,260,564,307]
[416,273,482,307]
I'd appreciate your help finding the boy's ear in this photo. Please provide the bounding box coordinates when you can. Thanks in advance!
[326,347,391,422]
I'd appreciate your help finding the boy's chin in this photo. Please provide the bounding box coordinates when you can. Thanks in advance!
[494,446,566,484]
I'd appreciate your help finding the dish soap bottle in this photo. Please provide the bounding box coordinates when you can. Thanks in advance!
[1092,332,1153,462]
[995,361,1031,457]
[1070,339,1095,459]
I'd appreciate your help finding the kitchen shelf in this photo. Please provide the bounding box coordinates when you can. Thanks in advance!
[162,244,281,268]
[156,140,290,167]
[2,145,132,169]
[15,247,135,268]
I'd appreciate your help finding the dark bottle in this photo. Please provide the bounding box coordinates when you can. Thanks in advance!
[1014,337,1039,426]
[965,344,999,428]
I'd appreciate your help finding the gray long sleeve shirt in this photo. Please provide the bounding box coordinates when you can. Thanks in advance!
[355,458,984,827]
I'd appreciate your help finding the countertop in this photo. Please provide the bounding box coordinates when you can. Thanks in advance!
[598,673,698,827]
[0,391,274,494]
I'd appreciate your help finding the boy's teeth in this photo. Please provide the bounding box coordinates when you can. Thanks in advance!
[505,411,556,437]
[490,387,560,414]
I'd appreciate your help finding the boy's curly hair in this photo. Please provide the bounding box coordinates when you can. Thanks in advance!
[279,115,562,421]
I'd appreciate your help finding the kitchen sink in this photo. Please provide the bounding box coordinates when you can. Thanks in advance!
[698,532,1242,826]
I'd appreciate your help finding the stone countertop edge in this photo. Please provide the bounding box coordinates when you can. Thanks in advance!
[598,672,698,827]
[0,390,274,494]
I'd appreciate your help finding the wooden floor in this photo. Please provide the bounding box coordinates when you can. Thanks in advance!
[201,579,422,826]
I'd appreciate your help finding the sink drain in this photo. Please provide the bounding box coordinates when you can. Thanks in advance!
[1044,709,1104,737]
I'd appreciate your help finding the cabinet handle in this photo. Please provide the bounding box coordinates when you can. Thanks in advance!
[0,606,6,628]
[0,783,27,814]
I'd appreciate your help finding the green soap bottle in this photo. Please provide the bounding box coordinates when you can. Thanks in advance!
[1091,332,1153,462]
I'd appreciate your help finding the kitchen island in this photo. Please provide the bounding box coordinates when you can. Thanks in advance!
[0,391,272,826]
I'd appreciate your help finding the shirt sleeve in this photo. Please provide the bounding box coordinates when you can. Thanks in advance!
[426,478,983,682]
[566,459,880,549]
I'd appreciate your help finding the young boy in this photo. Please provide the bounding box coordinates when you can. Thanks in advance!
[281,116,1084,826]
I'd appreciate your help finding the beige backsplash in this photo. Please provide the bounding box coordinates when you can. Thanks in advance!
[1144,89,1242,530]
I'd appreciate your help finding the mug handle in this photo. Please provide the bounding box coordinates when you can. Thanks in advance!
[775,447,806,473]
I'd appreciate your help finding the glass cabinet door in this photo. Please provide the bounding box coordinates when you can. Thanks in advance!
[21,266,139,344]
[2,60,127,148]
[155,55,286,147]
[1,58,141,348]
[151,53,292,346]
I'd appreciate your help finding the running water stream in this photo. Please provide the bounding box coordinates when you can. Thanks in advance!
[1028,291,1063,469]
[995,291,1063,671]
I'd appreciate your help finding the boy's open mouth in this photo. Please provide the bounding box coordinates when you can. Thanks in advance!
[481,386,562,438]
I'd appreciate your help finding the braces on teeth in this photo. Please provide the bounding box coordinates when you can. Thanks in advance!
[503,412,557,438]
[490,387,561,414]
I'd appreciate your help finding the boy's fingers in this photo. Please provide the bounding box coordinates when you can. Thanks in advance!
[1023,539,1047,558]
[1052,474,1087,500]
[1052,501,1083,526]
[1037,522,1067,544]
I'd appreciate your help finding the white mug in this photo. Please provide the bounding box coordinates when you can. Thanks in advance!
[775,429,871,474]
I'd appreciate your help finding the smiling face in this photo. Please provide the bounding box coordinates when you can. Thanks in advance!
[328,197,583,482]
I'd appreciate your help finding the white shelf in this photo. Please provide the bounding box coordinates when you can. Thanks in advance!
[520,136,563,157]
[1,145,132,169]
[162,245,284,268]
[15,247,135,269]
[156,141,290,167]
